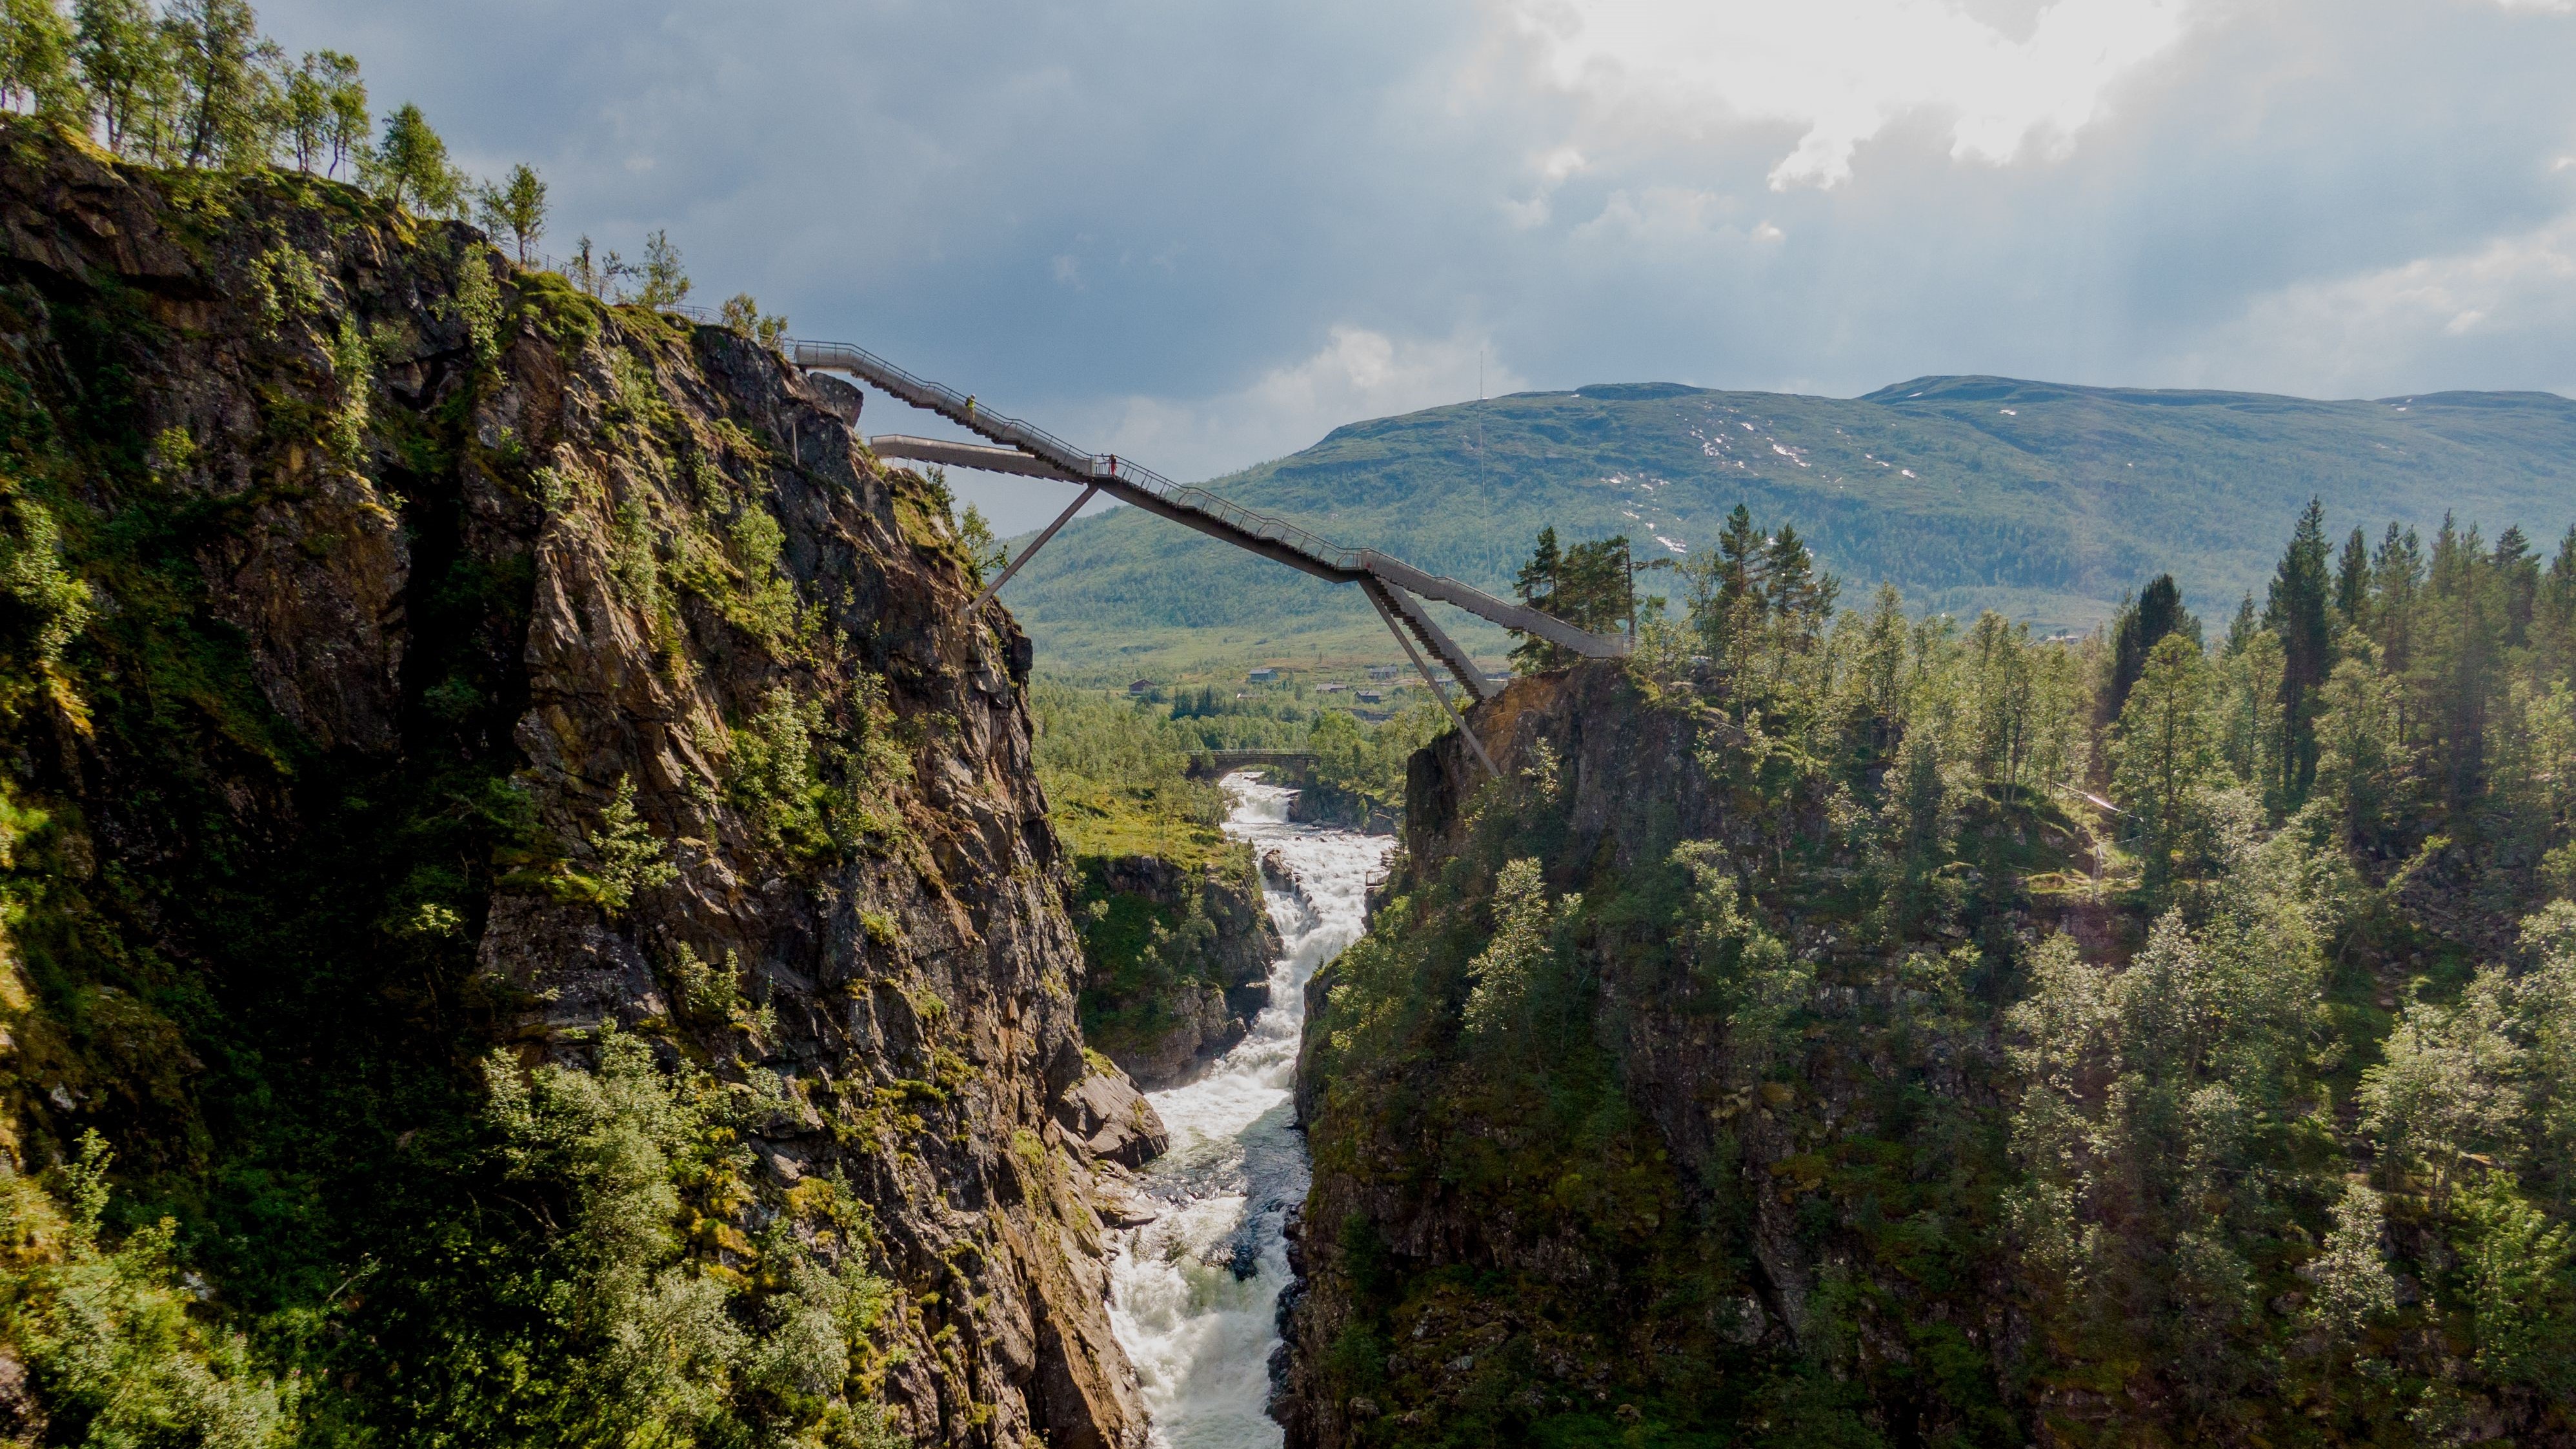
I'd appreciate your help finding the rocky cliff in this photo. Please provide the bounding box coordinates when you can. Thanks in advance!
[1284,659,2576,1447]
[1073,846,1278,1088]
[0,123,1149,1445]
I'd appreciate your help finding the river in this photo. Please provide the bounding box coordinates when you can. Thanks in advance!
[1105,775,1394,1448]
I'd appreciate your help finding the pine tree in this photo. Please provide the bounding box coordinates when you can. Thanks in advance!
[2263,498,2333,803]
[1683,503,1769,665]
[1764,524,1837,648]
[2495,524,2540,647]
[2335,525,2370,626]
[2539,525,2576,690]
[2426,515,2499,821]
[1715,503,1764,616]
[1556,535,1629,636]
[2102,573,2191,724]
[2113,633,2217,891]
[1509,526,1564,672]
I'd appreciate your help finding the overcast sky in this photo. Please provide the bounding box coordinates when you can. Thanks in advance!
[265,0,2576,529]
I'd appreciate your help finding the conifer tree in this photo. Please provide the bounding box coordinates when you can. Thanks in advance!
[2264,498,2333,803]
[2113,632,2217,890]
[2335,525,2370,626]
[2494,524,2540,647]
[1715,503,1764,614]
[1509,526,1563,672]
[2426,514,2498,819]
[1764,524,1836,647]
[2102,573,2190,724]
[2539,525,2576,689]
[1682,503,1769,665]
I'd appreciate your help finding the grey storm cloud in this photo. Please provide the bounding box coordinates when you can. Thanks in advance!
[258,0,2576,526]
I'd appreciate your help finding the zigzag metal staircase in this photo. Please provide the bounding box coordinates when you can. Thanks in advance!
[791,339,1627,772]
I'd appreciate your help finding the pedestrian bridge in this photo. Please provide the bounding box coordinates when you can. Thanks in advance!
[1182,749,1318,781]
[790,339,1625,772]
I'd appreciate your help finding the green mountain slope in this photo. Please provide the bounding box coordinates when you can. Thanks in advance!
[1000,375,2576,669]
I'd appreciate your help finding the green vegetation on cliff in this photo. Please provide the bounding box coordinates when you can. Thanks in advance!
[1292,502,2576,1446]
[0,115,1134,1444]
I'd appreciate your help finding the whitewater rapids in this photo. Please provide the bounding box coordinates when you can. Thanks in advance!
[1105,775,1393,1448]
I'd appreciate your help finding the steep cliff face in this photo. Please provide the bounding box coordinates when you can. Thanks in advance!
[1285,659,2576,1448]
[0,125,1145,1444]
[1286,665,1822,1447]
[1073,846,1278,1088]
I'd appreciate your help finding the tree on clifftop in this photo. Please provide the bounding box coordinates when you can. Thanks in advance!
[476,162,548,263]
[365,100,463,215]
[166,0,280,168]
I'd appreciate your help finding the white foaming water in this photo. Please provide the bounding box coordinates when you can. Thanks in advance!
[1107,774,1393,1448]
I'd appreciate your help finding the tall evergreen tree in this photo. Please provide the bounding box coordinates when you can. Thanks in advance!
[2335,525,2370,626]
[2114,632,2219,892]
[2539,525,2576,689]
[2495,525,2540,647]
[1764,525,1836,648]
[2264,498,2333,803]
[2102,573,2191,724]
[1715,503,1764,614]
[1508,527,1563,672]
[2426,515,2497,820]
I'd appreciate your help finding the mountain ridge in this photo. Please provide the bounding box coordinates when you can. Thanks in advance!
[998,373,2576,670]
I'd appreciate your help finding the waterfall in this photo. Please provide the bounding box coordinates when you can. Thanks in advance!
[1105,774,1393,1448]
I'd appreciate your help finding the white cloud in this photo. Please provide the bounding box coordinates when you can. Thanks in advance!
[2177,208,2576,394]
[1509,0,2196,187]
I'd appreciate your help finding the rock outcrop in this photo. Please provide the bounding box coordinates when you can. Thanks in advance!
[1283,663,1997,1447]
[1075,846,1279,1088]
[0,125,1145,1445]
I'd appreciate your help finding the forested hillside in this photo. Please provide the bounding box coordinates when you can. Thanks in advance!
[1002,377,2576,670]
[1285,502,2576,1446]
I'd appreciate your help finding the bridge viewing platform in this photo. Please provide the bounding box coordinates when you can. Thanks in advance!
[787,337,1622,774]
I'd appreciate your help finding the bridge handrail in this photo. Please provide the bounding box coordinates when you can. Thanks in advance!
[790,338,1623,659]
[792,340,1366,574]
